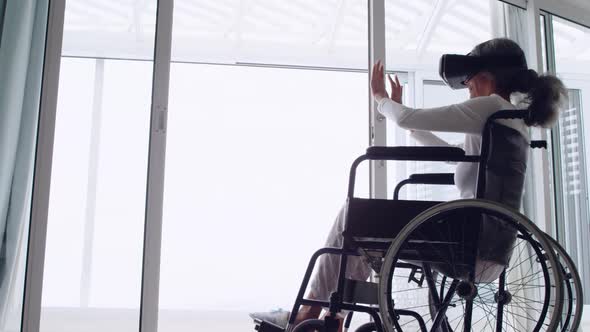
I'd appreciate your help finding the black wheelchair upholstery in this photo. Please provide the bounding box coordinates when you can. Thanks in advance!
[344,114,532,282]
[477,122,529,267]
[479,121,529,209]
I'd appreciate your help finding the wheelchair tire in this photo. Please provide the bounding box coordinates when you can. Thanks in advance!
[545,234,583,332]
[425,233,574,332]
[292,319,325,332]
[354,322,377,332]
[378,199,564,332]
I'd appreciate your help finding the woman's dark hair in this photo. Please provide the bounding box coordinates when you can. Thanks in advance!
[471,38,567,127]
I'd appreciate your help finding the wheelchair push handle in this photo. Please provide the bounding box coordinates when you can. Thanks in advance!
[347,147,478,198]
[530,140,547,149]
[364,146,471,162]
[487,110,548,149]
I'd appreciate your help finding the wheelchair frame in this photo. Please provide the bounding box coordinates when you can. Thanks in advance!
[254,110,576,332]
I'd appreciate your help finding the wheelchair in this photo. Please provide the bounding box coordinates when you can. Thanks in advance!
[253,110,584,332]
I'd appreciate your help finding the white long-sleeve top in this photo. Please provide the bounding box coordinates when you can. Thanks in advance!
[377,94,530,199]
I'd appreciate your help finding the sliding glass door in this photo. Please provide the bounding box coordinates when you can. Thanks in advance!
[382,1,533,328]
[0,1,50,331]
[543,14,590,302]
[158,1,369,330]
[40,1,157,331]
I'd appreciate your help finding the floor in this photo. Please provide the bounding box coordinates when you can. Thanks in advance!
[30,305,590,331]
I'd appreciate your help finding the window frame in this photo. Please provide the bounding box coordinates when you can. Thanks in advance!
[542,11,590,302]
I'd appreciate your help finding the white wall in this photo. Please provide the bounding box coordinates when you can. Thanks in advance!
[539,0,590,27]
[564,0,590,11]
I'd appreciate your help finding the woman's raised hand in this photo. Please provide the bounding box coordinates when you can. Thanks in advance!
[371,60,403,104]
[371,61,389,100]
[388,72,403,104]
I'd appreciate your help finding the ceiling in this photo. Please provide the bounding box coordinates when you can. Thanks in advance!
[60,0,589,73]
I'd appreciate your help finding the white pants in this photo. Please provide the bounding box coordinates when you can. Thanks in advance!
[308,205,372,301]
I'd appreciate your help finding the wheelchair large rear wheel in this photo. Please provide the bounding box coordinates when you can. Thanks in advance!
[378,200,564,332]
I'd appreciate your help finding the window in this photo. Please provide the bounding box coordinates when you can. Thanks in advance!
[384,0,521,201]
[158,1,370,331]
[41,1,157,331]
[548,15,590,301]
[382,1,530,327]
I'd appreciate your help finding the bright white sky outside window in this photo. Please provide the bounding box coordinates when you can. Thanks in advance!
[159,63,369,315]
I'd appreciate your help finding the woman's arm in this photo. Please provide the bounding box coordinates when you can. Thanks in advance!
[377,97,501,135]
[370,62,501,135]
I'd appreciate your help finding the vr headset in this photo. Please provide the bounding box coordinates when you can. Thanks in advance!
[439,53,527,89]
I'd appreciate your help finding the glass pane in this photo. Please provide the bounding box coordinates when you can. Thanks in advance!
[0,1,49,331]
[384,0,519,201]
[40,0,157,330]
[551,16,590,302]
[540,15,548,73]
[395,82,467,201]
[171,0,368,69]
[159,1,369,330]
[385,0,494,69]
[61,0,157,59]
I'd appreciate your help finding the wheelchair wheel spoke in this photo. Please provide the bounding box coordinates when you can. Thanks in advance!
[378,201,563,332]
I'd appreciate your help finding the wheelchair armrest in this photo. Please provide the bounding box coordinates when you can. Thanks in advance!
[366,146,466,161]
[408,173,455,185]
[393,173,455,200]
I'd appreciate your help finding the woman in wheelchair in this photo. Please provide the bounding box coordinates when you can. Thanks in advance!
[252,38,573,332]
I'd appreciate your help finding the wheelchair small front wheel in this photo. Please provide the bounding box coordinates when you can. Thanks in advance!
[292,319,325,332]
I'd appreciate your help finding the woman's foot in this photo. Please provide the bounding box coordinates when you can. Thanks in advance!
[294,305,323,323]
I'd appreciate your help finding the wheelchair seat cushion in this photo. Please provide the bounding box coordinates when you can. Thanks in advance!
[343,198,499,281]
[343,198,442,242]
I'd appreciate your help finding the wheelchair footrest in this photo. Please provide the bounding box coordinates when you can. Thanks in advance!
[253,319,285,332]
[343,279,379,305]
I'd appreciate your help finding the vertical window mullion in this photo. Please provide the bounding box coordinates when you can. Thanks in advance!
[368,0,387,199]
[139,0,173,331]
[22,0,66,331]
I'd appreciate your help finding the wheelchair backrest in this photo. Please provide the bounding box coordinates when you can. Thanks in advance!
[343,110,534,279]
[478,121,529,208]
[476,119,529,268]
